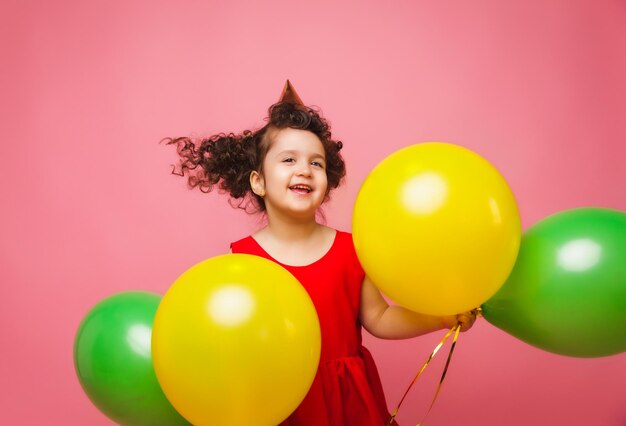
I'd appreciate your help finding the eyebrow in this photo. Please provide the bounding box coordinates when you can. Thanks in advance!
[277,150,326,160]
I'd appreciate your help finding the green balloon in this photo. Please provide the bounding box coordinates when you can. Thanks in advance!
[482,208,626,357]
[74,291,191,425]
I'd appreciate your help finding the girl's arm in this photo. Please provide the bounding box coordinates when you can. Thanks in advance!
[359,276,476,340]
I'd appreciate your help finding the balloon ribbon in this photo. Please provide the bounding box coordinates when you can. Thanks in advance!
[387,324,462,426]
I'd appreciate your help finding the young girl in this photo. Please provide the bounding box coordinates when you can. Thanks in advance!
[166,81,476,426]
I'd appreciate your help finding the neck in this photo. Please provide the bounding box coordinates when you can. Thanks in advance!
[264,208,321,243]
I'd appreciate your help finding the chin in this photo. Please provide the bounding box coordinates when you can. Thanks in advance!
[287,207,319,220]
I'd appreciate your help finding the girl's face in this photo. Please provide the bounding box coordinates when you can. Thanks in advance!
[252,128,328,220]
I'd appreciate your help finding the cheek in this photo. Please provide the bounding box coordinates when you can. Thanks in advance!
[264,168,288,188]
[319,173,329,191]
[273,167,291,181]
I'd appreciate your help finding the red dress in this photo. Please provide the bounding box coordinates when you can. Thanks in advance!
[231,230,397,426]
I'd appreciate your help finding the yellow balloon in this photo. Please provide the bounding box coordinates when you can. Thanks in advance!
[152,254,321,426]
[353,143,521,315]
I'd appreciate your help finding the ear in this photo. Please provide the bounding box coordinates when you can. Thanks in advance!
[250,170,266,197]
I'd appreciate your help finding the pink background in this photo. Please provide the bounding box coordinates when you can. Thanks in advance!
[2,0,625,425]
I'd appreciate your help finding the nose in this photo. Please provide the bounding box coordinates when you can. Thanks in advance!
[295,162,312,177]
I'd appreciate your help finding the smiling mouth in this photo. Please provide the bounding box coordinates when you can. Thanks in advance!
[289,185,313,193]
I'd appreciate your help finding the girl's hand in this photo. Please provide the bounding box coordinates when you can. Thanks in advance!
[441,309,479,332]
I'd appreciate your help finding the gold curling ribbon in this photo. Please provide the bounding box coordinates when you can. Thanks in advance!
[387,324,462,426]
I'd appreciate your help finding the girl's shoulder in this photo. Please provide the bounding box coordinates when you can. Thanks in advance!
[332,228,355,243]
[314,226,354,252]
[320,228,359,262]
[230,235,258,254]
[330,229,365,278]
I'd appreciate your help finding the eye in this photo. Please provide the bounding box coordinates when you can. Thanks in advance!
[311,161,325,168]
[282,158,295,163]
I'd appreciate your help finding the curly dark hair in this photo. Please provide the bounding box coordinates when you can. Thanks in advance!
[163,102,346,212]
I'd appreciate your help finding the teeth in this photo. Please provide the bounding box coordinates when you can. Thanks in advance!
[290,185,311,192]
